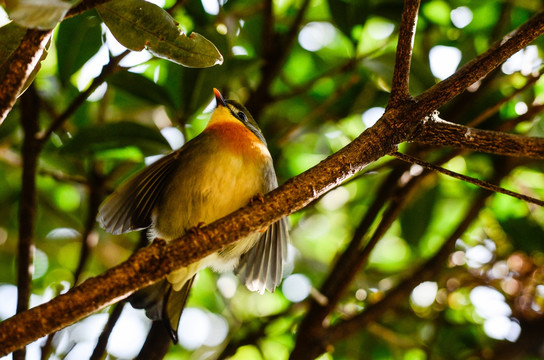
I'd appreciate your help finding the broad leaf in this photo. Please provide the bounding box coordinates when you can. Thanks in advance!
[327,0,370,39]
[0,21,27,64]
[5,0,77,30]
[97,0,223,68]
[400,184,439,246]
[60,121,170,156]
[107,71,176,108]
[500,217,544,253]
[56,11,103,86]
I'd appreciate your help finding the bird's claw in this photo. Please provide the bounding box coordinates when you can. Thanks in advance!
[187,222,206,236]
[249,193,265,204]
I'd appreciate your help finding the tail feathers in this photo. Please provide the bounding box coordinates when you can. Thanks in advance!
[236,217,289,294]
[129,277,195,344]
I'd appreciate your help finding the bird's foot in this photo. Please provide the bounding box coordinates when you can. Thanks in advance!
[152,237,167,246]
[249,192,265,204]
[187,222,206,236]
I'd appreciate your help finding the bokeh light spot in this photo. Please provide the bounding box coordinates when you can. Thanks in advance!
[429,45,462,80]
[282,274,311,303]
[298,22,336,52]
[450,6,473,28]
[411,281,438,308]
[361,107,385,127]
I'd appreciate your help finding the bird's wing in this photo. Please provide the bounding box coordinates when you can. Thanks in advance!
[97,150,182,235]
[236,216,289,294]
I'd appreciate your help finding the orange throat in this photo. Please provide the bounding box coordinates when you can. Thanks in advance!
[204,121,269,160]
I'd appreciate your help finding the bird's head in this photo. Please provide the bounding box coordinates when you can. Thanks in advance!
[208,88,267,145]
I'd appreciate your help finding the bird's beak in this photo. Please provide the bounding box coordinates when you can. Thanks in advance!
[214,88,227,108]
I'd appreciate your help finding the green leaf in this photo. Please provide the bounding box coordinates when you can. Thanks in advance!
[97,0,223,68]
[327,0,370,40]
[500,217,544,253]
[60,121,170,156]
[5,0,78,30]
[400,184,439,246]
[0,106,19,140]
[0,21,27,63]
[0,21,27,88]
[107,71,176,107]
[421,0,451,26]
[56,11,103,86]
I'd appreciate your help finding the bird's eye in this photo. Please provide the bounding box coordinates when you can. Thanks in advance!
[237,111,247,122]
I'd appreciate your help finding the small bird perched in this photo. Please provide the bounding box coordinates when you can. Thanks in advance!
[97,89,289,343]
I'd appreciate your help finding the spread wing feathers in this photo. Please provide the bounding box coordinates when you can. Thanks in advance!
[129,276,195,344]
[236,217,289,294]
[98,151,181,235]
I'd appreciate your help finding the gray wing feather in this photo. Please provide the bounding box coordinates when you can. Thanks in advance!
[98,151,181,235]
[236,216,289,294]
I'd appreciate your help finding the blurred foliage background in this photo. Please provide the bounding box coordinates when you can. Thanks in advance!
[1,0,544,359]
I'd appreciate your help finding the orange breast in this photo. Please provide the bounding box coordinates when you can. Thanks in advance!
[204,121,270,161]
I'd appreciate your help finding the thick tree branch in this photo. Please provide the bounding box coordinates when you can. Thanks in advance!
[0,0,118,127]
[412,117,544,159]
[389,0,420,104]
[0,122,392,356]
[0,29,51,125]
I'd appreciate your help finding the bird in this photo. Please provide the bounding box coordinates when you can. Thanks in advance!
[97,88,289,344]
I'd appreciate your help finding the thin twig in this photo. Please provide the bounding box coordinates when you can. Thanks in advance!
[467,72,542,127]
[247,0,312,117]
[218,311,289,359]
[272,57,359,102]
[278,74,360,145]
[497,103,544,132]
[327,186,494,344]
[89,302,126,360]
[74,165,104,284]
[392,151,544,207]
[389,0,420,105]
[37,50,130,144]
[134,322,171,360]
[291,162,421,359]
[38,169,88,185]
